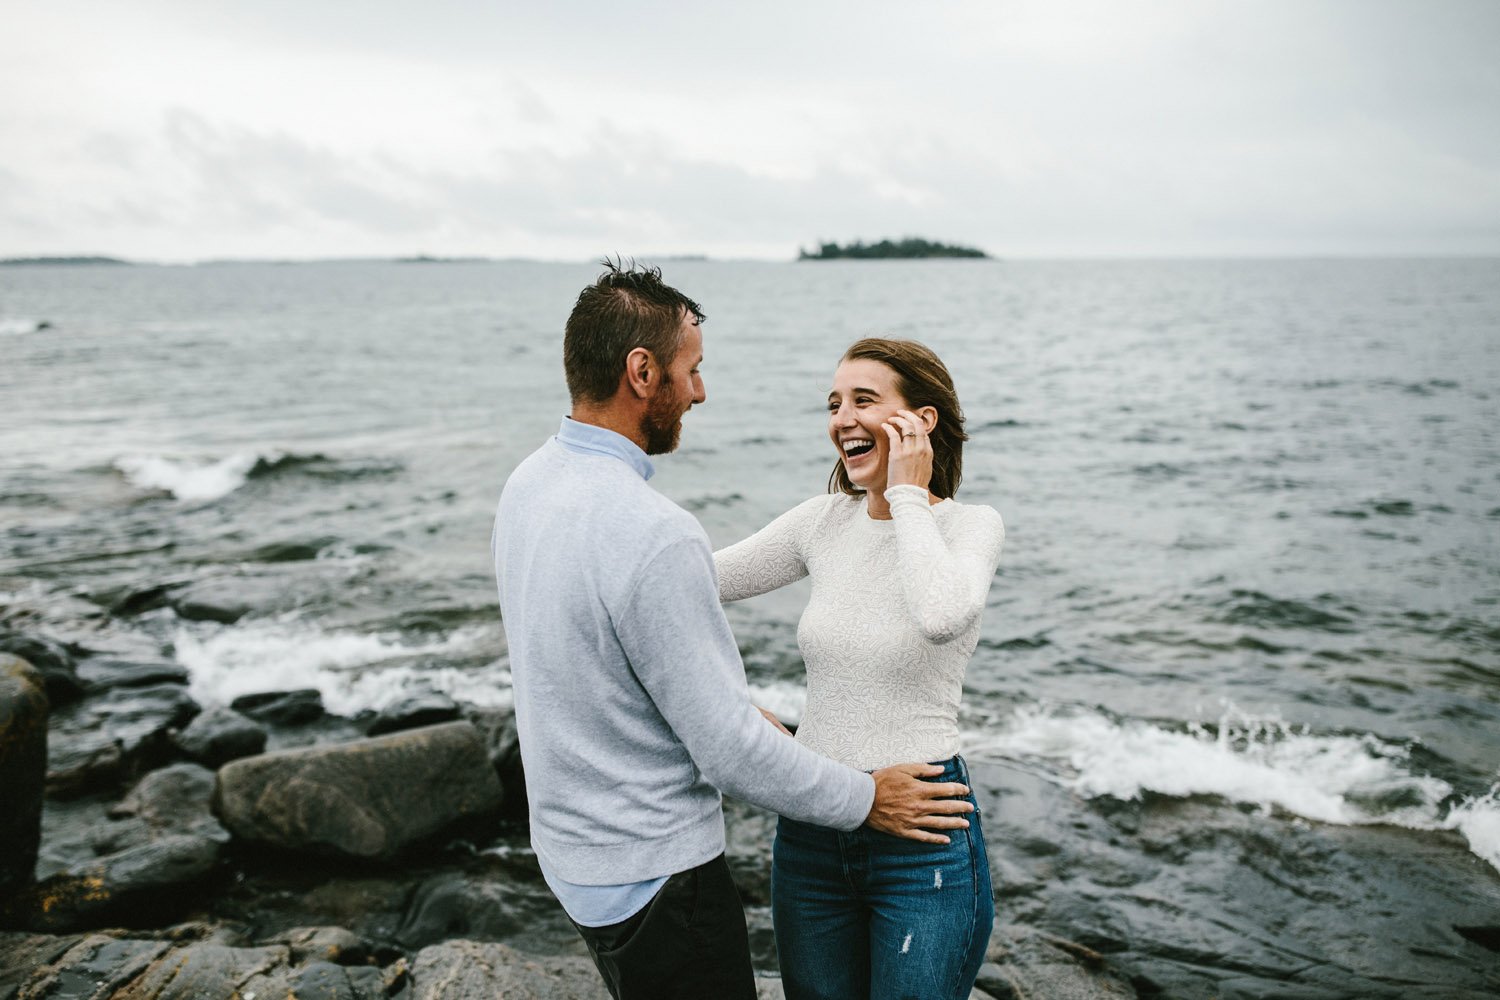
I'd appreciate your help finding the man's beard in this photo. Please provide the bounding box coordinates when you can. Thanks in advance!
[641,384,685,455]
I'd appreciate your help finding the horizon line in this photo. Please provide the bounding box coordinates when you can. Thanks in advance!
[6,251,1500,268]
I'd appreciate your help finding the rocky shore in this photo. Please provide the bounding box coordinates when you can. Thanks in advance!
[0,635,1139,1000]
[2,628,1497,999]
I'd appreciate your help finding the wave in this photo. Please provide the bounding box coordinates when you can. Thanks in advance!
[972,703,1500,874]
[0,317,48,336]
[116,452,268,502]
[173,620,507,716]
[114,450,399,502]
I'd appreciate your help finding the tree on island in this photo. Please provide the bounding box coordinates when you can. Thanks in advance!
[798,237,988,260]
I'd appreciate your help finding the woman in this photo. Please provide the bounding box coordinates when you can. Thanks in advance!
[715,338,1005,999]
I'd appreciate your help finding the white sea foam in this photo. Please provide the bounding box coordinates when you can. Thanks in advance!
[174,620,507,716]
[116,452,270,502]
[746,680,807,725]
[973,704,1500,873]
[1446,788,1500,872]
[0,317,41,335]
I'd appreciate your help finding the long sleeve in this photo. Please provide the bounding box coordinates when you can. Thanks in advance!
[885,484,1005,644]
[617,535,875,830]
[712,495,826,602]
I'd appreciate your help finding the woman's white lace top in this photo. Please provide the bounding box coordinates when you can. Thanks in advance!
[714,483,1005,771]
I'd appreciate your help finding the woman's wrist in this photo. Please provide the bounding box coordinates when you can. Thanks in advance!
[884,484,931,506]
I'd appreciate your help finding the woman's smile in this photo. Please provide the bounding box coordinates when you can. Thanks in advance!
[828,358,905,488]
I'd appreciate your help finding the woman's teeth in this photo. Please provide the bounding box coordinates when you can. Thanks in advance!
[843,438,874,457]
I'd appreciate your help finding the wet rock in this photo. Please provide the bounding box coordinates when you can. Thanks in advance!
[107,580,185,617]
[395,872,535,949]
[110,762,229,843]
[15,834,221,932]
[214,721,503,861]
[172,706,267,766]
[0,930,401,1000]
[122,941,290,999]
[266,925,376,965]
[47,683,200,797]
[467,706,527,821]
[367,692,461,736]
[75,657,188,692]
[0,654,48,895]
[984,923,1137,999]
[408,939,609,999]
[245,537,337,562]
[46,731,126,798]
[232,688,325,725]
[974,961,1017,999]
[172,576,292,624]
[14,933,171,998]
[723,796,777,904]
[0,930,85,996]
[283,960,389,999]
[0,631,84,706]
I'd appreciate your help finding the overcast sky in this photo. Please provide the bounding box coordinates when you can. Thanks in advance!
[2,0,1497,261]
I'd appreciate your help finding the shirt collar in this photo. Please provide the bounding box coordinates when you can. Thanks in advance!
[554,417,655,481]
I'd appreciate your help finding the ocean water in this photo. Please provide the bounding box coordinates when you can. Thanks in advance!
[2,257,1498,877]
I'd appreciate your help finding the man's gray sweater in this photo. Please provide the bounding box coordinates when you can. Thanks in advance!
[493,419,875,885]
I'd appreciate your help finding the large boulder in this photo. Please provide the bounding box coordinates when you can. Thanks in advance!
[214,721,503,861]
[0,654,48,895]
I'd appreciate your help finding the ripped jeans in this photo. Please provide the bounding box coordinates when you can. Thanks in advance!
[771,755,993,1000]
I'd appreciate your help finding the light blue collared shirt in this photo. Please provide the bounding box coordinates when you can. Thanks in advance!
[542,416,668,927]
[555,416,656,481]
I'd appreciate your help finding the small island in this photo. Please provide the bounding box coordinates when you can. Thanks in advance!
[798,237,988,260]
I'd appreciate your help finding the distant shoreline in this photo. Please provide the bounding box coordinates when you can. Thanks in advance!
[0,256,134,267]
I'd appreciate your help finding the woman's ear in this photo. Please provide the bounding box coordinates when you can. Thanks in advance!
[624,347,654,399]
[917,405,938,433]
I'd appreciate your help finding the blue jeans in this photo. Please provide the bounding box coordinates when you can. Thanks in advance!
[772,755,994,1000]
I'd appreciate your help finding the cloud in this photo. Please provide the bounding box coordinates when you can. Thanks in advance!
[2,0,1498,258]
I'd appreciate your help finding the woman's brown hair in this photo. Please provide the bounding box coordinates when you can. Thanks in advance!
[829,338,968,499]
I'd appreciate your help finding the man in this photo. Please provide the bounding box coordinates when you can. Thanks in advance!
[492,261,974,999]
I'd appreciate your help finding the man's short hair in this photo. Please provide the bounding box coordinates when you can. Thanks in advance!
[563,259,706,404]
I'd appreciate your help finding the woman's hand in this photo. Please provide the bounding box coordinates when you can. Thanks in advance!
[882,408,933,491]
[756,705,794,737]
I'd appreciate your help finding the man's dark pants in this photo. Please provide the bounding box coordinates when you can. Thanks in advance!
[569,853,758,1000]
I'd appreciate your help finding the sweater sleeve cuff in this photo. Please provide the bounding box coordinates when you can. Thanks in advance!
[885,484,931,511]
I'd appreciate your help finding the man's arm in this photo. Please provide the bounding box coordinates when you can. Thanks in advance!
[618,534,973,840]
